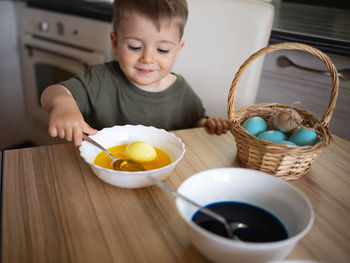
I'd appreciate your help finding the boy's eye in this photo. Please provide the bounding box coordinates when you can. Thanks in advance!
[157,48,169,54]
[128,46,142,51]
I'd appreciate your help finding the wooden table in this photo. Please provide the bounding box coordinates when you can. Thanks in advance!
[2,128,350,263]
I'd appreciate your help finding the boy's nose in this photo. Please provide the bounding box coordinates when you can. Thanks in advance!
[140,48,155,63]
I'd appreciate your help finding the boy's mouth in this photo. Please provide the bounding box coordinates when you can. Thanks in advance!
[135,67,157,74]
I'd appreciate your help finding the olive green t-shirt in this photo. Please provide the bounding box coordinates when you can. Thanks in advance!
[60,61,206,130]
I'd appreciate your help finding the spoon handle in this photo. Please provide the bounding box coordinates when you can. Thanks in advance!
[82,134,115,161]
[147,176,228,226]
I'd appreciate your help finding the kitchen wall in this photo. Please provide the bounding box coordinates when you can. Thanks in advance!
[0,0,27,150]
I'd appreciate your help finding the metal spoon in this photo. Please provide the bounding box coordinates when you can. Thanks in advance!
[147,175,248,240]
[82,134,146,171]
[277,56,350,81]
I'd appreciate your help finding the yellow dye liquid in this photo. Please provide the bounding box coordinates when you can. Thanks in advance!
[93,144,171,171]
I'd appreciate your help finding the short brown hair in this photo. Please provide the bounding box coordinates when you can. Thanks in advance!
[113,0,188,39]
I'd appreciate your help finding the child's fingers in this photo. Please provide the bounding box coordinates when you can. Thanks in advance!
[73,127,83,147]
[214,118,229,134]
[221,119,229,133]
[58,128,66,139]
[65,128,73,142]
[214,119,223,135]
[208,117,223,134]
[82,122,98,135]
[49,126,58,137]
[72,122,98,147]
[207,118,229,135]
[206,118,216,134]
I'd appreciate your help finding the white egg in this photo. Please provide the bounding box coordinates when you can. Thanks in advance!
[269,109,302,133]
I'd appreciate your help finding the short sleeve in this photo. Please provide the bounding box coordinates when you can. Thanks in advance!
[60,66,104,116]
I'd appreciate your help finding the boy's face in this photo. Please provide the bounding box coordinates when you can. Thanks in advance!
[110,11,184,90]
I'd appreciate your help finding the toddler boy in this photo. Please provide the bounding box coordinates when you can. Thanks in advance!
[41,0,228,146]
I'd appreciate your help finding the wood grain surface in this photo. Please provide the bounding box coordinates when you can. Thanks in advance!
[2,127,350,263]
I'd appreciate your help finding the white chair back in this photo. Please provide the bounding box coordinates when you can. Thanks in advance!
[173,0,274,118]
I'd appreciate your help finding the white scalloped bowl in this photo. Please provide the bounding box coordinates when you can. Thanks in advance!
[79,125,185,188]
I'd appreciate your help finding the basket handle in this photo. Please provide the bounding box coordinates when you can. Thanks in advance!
[227,42,339,128]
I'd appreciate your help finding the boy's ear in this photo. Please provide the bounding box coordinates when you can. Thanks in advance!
[176,40,185,57]
[110,32,118,56]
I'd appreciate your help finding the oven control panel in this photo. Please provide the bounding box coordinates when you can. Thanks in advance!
[21,7,113,53]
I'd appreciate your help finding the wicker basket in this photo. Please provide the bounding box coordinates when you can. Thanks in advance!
[227,42,339,180]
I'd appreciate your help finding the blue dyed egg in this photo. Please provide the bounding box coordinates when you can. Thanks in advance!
[257,130,288,142]
[242,116,267,136]
[289,128,318,146]
[276,140,296,146]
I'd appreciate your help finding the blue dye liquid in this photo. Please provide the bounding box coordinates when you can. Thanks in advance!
[192,201,288,242]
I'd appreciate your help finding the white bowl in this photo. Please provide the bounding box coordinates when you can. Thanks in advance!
[176,168,314,263]
[79,125,185,188]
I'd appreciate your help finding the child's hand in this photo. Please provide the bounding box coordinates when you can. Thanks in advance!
[41,85,97,147]
[196,117,229,135]
[49,103,97,147]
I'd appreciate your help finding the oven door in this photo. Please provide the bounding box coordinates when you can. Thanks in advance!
[20,36,107,145]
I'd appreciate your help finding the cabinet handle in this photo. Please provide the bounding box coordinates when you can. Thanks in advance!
[277,56,350,81]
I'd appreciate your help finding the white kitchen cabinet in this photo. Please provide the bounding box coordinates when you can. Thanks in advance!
[256,49,350,140]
